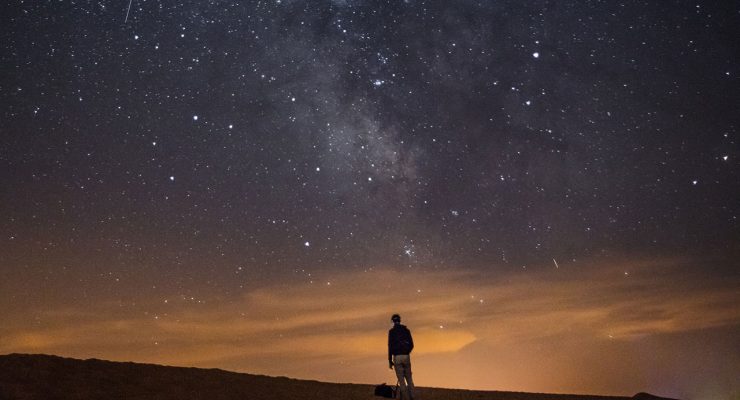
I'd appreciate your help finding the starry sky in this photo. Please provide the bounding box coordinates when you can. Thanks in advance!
[1,1,739,399]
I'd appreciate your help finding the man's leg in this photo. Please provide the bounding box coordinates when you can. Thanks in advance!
[402,357,414,400]
[393,356,407,399]
[394,355,414,399]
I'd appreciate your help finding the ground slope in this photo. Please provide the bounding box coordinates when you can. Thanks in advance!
[0,354,637,400]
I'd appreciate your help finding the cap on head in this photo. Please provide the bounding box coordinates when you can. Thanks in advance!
[391,314,401,323]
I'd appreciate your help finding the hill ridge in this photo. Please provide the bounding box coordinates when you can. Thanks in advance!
[0,353,667,400]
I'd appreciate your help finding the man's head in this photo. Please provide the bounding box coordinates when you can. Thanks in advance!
[391,314,401,324]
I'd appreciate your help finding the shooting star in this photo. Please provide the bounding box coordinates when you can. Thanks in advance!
[552,258,560,269]
[124,0,133,23]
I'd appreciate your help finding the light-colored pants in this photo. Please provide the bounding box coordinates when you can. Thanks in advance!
[393,354,414,400]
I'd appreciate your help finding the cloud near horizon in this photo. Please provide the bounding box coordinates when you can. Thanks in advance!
[2,256,739,397]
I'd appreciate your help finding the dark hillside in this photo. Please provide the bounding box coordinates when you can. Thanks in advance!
[0,354,668,400]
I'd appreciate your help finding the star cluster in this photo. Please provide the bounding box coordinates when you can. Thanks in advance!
[1,1,739,398]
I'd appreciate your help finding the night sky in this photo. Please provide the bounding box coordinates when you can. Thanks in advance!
[1,1,739,399]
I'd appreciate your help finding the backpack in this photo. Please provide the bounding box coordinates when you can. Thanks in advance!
[374,383,398,398]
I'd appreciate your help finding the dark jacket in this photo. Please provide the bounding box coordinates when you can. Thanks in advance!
[388,323,414,362]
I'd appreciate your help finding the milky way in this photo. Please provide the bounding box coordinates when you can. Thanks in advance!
[1,2,738,399]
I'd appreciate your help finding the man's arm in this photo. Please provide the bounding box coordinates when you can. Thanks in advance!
[408,329,414,352]
[388,331,394,369]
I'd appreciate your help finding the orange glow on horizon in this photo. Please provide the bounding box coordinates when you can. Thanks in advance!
[2,256,738,398]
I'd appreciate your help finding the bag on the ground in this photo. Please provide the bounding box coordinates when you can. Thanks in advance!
[374,383,397,398]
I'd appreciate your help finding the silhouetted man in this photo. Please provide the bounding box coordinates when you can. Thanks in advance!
[388,314,414,400]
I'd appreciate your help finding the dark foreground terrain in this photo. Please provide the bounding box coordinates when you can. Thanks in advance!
[0,354,674,400]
